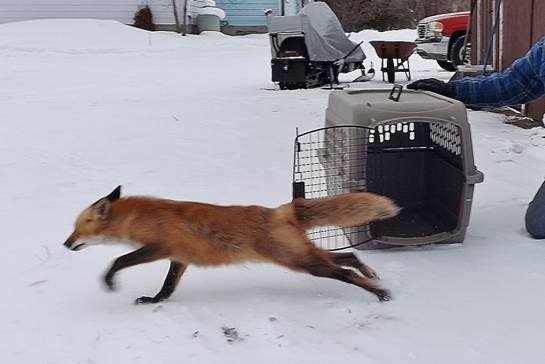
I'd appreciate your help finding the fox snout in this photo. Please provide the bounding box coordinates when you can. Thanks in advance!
[64,232,85,251]
[63,233,75,249]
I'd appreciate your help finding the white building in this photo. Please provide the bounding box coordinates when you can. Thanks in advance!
[0,0,216,30]
[0,0,305,34]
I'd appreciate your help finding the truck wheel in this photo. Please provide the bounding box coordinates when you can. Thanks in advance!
[437,60,457,71]
[450,35,470,67]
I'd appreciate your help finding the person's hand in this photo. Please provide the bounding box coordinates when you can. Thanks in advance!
[407,78,455,98]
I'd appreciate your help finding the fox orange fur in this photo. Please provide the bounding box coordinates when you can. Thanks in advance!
[64,186,399,304]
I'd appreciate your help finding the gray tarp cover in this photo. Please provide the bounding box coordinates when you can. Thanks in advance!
[267,2,365,63]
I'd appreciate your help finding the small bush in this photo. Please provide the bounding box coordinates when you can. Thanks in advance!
[133,5,155,31]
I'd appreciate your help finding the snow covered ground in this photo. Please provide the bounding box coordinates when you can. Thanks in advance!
[1,20,545,364]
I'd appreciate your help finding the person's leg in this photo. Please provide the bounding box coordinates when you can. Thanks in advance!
[525,180,545,239]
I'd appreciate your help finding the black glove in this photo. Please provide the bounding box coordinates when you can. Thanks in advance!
[407,78,456,98]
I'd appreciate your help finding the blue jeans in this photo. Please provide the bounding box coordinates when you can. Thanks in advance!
[525,180,545,239]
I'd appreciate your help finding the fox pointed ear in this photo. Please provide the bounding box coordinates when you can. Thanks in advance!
[106,185,122,202]
[92,198,111,220]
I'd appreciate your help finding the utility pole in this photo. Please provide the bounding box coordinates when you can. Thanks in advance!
[171,0,182,33]
[182,0,188,36]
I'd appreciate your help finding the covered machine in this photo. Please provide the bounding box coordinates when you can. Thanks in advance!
[267,2,371,89]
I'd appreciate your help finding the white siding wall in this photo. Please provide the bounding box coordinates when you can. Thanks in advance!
[285,0,301,16]
[0,0,207,25]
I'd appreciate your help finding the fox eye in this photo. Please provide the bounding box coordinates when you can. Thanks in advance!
[86,218,93,222]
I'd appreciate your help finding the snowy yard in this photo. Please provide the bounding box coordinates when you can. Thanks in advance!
[2,19,545,363]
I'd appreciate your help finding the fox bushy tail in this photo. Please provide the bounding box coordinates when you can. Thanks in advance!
[292,192,400,230]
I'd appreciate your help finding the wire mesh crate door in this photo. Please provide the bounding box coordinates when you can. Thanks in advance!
[293,126,373,251]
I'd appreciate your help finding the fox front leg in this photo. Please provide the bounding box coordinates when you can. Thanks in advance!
[134,261,187,304]
[103,245,166,291]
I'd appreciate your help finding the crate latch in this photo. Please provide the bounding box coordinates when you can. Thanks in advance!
[292,181,306,199]
[389,84,403,102]
[466,169,485,184]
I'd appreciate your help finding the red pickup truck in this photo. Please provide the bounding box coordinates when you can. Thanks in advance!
[415,11,470,71]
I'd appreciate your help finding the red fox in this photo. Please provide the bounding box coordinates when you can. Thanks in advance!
[64,186,399,304]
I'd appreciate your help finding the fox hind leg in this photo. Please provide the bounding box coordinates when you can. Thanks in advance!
[268,234,391,302]
[328,252,380,280]
[298,252,391,302]
[135,261,187,304]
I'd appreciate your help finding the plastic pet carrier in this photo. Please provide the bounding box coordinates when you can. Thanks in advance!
[292,88,484,250]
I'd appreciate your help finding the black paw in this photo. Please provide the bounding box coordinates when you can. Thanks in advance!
[134,296,162,305]
[103,273,117,291]
[373,288,392,302]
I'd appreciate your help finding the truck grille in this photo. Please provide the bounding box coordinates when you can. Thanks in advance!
[417,24,427,38]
